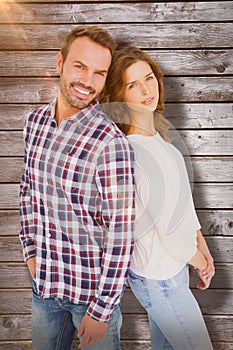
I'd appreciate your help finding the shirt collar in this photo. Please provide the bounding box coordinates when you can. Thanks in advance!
[49,98,99,124]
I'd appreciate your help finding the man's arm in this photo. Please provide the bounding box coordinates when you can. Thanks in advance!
[78,136,135,348]
[19,119,36,265]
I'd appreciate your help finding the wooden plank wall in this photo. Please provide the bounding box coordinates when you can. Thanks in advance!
[0,1,232,349]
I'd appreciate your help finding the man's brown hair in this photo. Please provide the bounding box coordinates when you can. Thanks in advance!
[60,25,116,62]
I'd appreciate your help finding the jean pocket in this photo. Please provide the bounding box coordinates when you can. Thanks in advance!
[32,278,39,296]
[160,276,179,289]
[128,271,151,309]
[128,270,144,283]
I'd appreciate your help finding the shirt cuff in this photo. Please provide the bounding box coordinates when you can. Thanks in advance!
[23,242,36,262]
[86,296,117,322]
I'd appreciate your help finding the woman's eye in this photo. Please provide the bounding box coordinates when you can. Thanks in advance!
[129,83,136,89]
[146,75,154,81]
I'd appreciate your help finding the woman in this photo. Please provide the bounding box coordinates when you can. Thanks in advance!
[100,47,215,350]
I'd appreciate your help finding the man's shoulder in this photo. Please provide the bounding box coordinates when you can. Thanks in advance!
[92,107,128,140]
[92,113,134,159]
[26,102,53,125]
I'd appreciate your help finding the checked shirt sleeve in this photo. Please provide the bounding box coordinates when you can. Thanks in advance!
[87,136,135,322]
[19,119,36,262]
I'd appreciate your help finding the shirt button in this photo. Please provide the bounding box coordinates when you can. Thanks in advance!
[47,233,52,238]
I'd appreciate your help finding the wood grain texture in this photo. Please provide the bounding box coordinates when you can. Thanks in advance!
[0,23,232,50]
[1,130,232,157]
[0,341,227,349]
[0,236,231,263]
[0,103,232,130]
[0,183,232,209]
[0,342,32,350]
[122,314,233,342]
[197,210,233,237]
[1,77,232,103]
[0,1,232,348]
[0,340,232,350]
[177,130,233,156]
[1,314,232,342]
[164,76,233,103]
[0,158,24,183]
[0,2,232,24]
[193,183,233,209]
[0,105,37,130]
[0,211,21,236]
[1,210,232,237]
[0,263,232,289]
[1,50,233,77]
[0,287,233,315]
[165,103,233,129]
[191,157,233,182]
[0,132,24,156]
[0,157,232,183]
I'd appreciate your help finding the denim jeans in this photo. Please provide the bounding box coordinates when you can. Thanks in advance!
[128,265,213,350]
[32,280,122,350]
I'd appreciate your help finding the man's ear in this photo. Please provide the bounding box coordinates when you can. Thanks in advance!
[56,52,63,75]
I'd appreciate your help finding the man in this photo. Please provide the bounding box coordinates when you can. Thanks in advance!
[19,25,135,350]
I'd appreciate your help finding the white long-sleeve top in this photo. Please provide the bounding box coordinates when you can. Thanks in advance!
[128,132,201,279]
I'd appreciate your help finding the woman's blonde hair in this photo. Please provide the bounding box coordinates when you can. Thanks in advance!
[100,46,171,142]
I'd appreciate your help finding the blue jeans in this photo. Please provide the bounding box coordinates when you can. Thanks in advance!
[32,280,122,350]
[128,265,213,350]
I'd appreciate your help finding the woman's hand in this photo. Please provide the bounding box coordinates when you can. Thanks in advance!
[201,253,215,281]
[196,230,215,281]
[196,269,211,290]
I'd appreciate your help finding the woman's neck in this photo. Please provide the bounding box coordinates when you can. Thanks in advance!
[127,125,156,136]
[127,111,156,136]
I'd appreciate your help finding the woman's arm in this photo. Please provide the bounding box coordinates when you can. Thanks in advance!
[188,230,215,290]
[188,248,207,271]
[196,229,215,280]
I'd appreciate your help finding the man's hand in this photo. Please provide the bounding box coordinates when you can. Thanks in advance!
[78,314,108,348]
[26,256,36,278]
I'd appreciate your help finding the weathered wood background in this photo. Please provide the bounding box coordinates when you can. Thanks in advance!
[0,1,232,349]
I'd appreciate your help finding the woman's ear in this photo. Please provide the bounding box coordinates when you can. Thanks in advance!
[56,52,63,75]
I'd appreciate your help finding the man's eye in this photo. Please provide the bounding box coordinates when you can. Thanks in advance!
[96,72,105,77]
[75,65,83,69]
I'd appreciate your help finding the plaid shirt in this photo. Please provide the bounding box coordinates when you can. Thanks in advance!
[19,99,135,322]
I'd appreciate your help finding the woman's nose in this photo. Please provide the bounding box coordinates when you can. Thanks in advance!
[141,83,150,96]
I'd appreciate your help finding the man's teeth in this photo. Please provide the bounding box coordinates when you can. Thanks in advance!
[73,86,90,95]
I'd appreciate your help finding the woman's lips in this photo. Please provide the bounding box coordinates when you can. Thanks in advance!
[141,97,154,105]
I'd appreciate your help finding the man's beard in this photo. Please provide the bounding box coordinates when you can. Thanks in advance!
[59,76,97,111]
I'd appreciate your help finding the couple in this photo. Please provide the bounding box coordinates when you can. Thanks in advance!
[19,25,215,350]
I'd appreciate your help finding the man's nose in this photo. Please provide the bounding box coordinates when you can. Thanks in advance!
[80,71,94,87]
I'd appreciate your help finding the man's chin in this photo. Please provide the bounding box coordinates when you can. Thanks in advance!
[72,96,96,111]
